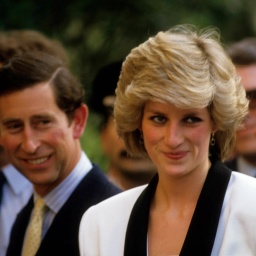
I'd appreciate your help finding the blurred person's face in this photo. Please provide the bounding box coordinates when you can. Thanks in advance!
[0,145,9,168]
[0,60,9,168]
[0,63,10,168]
[101,115,156,177]
[0,82,87,195]
[235,65,256,164]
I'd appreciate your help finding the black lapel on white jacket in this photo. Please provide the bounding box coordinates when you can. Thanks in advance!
[124,159,231,256]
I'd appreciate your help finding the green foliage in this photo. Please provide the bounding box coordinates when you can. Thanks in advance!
[1,0,255,90]
[80,112,109,172]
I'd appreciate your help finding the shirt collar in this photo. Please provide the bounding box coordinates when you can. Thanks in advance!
[43,151,92,213]
[2,164,32,195]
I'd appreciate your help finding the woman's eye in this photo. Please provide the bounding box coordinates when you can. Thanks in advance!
[186,116,202,123]
[151,116,166,124]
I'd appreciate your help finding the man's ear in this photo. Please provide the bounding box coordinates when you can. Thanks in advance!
[73,103,88,139]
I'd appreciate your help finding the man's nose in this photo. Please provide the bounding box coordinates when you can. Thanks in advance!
[244,111,256,128]
[20,128,41,154]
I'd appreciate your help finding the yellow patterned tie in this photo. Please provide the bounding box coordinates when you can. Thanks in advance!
[22,197,46,256]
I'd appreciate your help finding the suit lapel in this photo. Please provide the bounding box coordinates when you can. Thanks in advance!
[124,160,231,256]
[37,164,121,256]
[180,161,231,255]
[124,174,158,256]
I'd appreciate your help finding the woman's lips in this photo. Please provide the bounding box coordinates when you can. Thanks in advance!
[164,151,187,160]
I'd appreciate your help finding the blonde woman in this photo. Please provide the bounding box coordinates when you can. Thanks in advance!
[79,25,254,256]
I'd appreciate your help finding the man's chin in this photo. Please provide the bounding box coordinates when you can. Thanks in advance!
[242,152,256,157]
[240,153,256,165]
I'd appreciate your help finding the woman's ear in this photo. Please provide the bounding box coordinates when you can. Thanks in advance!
[212,122,218,133]
[73,103,88,139]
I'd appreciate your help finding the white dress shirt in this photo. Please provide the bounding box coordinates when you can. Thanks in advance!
[0,164,33,256]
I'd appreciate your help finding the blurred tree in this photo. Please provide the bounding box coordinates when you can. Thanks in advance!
[1,0,255,92]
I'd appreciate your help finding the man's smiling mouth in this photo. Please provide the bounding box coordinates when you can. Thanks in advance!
[27,156,49,165]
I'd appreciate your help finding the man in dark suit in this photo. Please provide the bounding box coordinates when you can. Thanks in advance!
[0,29,69,256]
[0,52,121,256]
[225,38,256,176]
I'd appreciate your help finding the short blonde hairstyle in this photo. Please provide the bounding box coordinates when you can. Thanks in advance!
[114,25,248,161]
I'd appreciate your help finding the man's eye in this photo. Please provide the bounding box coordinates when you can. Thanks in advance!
[34,119,51,127]
[40,120,51,124]
[6,123,22,132]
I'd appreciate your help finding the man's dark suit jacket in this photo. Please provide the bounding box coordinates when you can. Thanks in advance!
[6,164,122,256]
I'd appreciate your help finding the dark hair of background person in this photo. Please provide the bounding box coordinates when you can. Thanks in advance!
[88,61,123,128]
[228,38,256,65]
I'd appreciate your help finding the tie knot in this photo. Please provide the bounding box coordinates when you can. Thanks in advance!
[35,197,45,208]
[33,197,46,217]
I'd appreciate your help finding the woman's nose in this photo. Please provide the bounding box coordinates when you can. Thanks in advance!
[164,123,183,147]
